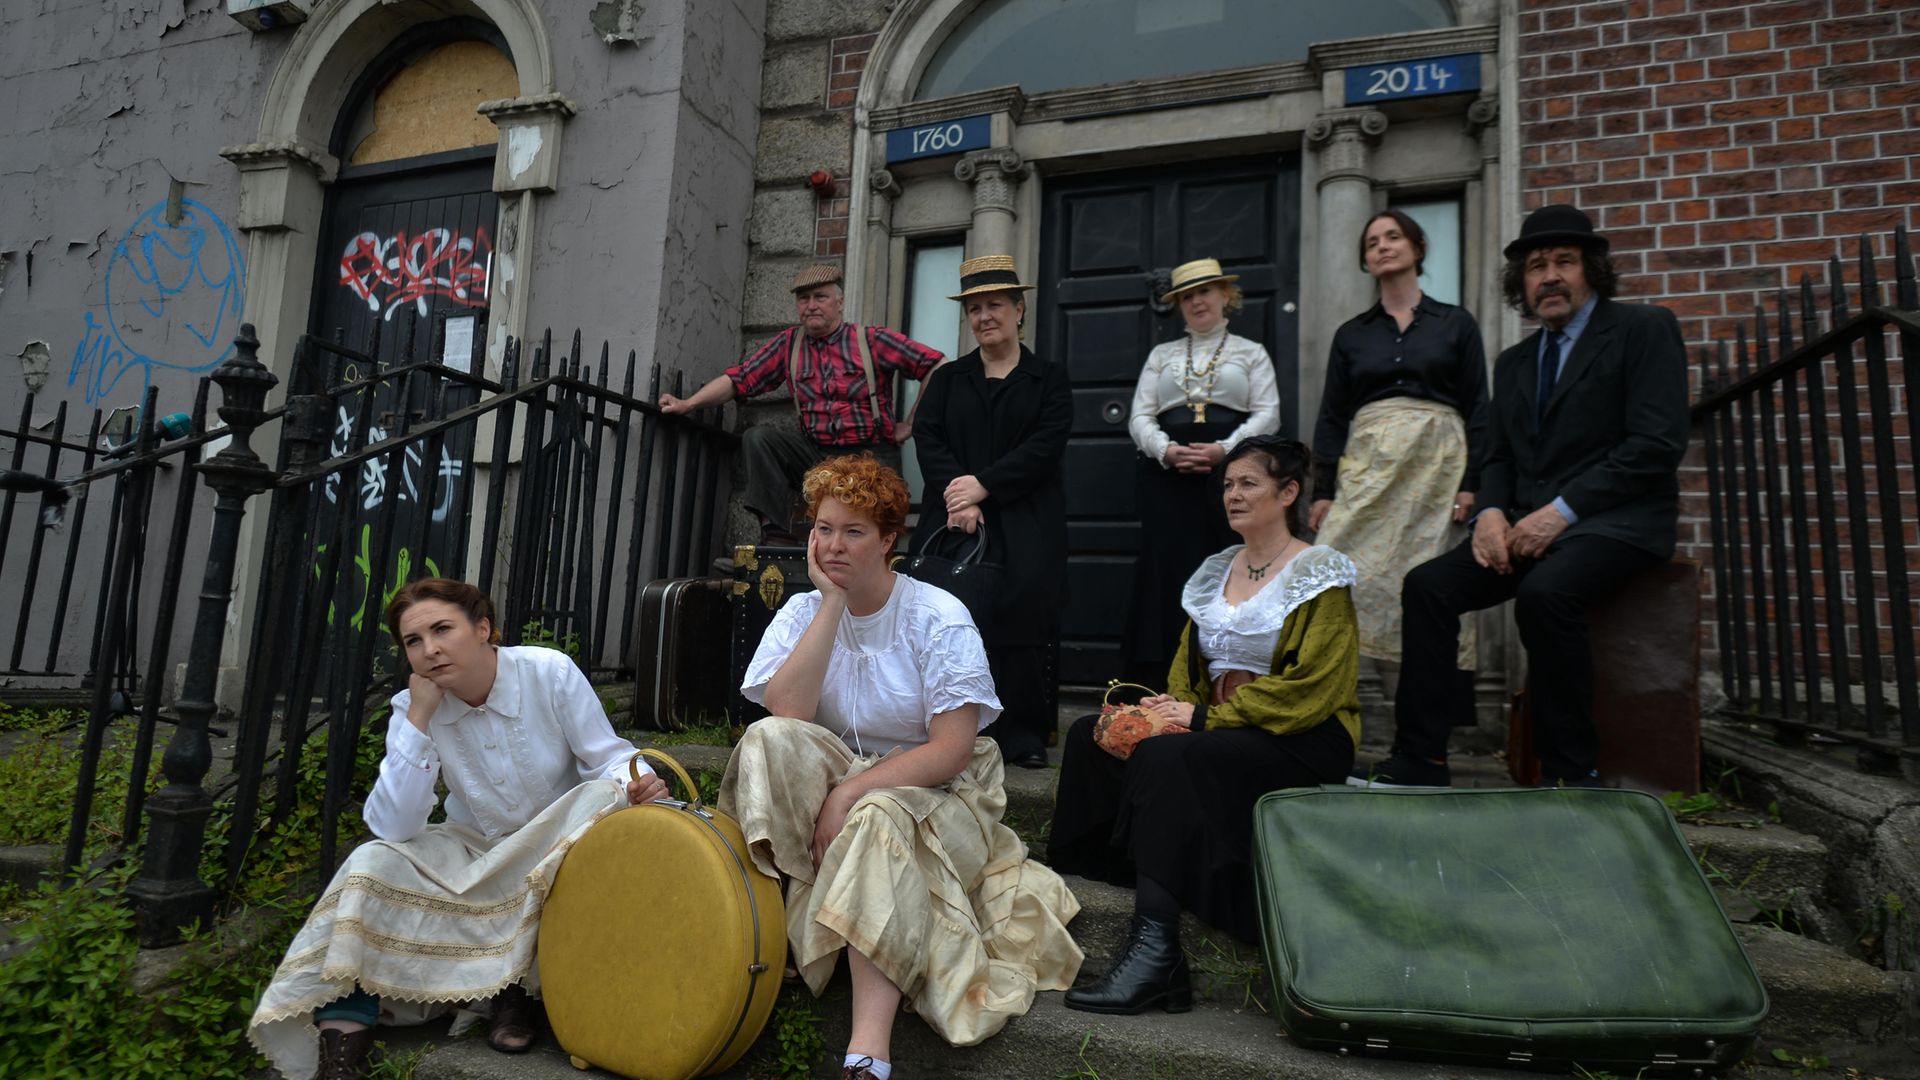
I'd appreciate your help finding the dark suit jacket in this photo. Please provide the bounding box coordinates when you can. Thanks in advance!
[910,345,1072,647]
[1479,298,1689,557]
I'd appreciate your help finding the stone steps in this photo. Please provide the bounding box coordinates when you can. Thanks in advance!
[385,702,1913,1079]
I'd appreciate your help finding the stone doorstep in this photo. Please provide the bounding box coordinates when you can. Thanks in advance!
[1735,923,1919,1049]
[386,981,1526,1080]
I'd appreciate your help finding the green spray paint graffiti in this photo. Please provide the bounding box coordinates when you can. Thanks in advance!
[314,524,441,630]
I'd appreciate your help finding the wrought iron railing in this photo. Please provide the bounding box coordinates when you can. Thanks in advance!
[0,325,734,943]
[1692,227,1918,775]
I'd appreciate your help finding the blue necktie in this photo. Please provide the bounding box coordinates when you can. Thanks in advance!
[1537,330,1564,425]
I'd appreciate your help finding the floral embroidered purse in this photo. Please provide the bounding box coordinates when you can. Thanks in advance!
[1092,681,1190,761]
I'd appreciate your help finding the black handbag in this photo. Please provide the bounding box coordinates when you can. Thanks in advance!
[903,527,1003,631]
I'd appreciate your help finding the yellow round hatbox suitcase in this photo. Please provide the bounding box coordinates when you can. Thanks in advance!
[539,749,786,1079]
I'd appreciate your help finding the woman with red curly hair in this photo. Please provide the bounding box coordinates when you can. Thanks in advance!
[719,454,1082,1080]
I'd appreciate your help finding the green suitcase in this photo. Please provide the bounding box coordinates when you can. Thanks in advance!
[1252,786,1767,1072]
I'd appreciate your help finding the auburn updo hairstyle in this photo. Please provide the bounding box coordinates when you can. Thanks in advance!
[801,453,910,540]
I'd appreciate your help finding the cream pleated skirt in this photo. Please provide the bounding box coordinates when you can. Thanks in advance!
[719,717,1082,1047]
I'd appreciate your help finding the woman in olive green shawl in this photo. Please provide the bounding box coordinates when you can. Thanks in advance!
[1048,436,1360,1016]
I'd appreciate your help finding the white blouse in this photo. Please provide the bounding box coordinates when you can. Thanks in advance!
[1128,323,1282,467]
[741,574,1003,757]
[1181,544,1357,680]
[364,645,645,843]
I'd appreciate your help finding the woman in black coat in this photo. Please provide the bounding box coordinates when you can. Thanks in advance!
[911,255,1072,768]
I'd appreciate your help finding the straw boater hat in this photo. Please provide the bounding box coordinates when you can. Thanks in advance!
[1158,258,1240,304]
[948,255,1037,300]
[790,263,844,293]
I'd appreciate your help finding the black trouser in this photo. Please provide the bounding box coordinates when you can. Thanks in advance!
[1395,533,1661,780]
[740,426,899,529]
[983,644,1050,758]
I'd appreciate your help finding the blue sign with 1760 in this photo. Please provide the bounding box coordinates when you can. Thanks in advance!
[1343,54,1480,105]
[884,114,991,164]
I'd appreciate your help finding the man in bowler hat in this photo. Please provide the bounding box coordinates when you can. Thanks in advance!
[661,264,944,543]
[1353,204,1689,787]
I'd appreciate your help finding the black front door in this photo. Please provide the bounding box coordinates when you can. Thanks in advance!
[305,152,497,642]
[1038,154,1301,685]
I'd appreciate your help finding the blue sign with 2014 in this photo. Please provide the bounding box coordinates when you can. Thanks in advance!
[884,114,991,164]
[1342,54,1480,105]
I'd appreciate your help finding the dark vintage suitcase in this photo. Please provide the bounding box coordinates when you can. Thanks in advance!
[540,750,785,1079]
[727,544,810,727]
[1253,786,1766,1073]
[630,576,731,732]
[1507,558,1702,793]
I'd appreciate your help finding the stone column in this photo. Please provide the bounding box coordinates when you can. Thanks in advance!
[1465,92,1514,737]
[954,147,1028,259]
[1306,109,1388,348]
[864,168,902,321]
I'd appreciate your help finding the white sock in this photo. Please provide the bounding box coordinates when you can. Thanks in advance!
[844,1053,892,1080]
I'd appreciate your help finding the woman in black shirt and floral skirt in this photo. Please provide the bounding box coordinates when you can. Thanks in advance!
[1307,209,1489,700]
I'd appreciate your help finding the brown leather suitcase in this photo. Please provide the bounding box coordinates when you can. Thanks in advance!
[630,576,730,732]
[727,544,808,727]
[1506,557,1702,792]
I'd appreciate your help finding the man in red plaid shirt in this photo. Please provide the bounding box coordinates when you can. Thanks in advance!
[661,264,944,542]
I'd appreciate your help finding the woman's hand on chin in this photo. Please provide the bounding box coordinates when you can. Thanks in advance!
[405,673,443,733]
[805,531,849,601]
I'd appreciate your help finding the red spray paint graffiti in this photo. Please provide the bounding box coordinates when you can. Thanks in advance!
[338,227,492,321]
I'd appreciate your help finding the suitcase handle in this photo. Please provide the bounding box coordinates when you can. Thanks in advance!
[631,749,704,811]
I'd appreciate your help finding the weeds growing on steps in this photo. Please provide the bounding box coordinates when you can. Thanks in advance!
[0,717,389,1078]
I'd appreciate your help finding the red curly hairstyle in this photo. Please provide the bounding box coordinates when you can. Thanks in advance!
[802,453,909,539]
[384,578,501,650]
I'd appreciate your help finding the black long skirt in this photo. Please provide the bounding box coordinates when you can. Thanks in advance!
[1045,712,1356,943]
[1119,416,1242,683]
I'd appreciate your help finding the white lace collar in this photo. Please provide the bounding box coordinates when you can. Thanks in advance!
[1181,544,1357,633]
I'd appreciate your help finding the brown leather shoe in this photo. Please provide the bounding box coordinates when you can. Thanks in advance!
[841,1058,882,1080]
[486,983,541,1054]
[316,1027,374,1080]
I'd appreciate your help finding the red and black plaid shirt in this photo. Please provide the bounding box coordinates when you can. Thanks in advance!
[726,324,944,446]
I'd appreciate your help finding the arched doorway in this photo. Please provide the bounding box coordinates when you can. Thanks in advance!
[849,0,1503,687]
[310,23,514,365]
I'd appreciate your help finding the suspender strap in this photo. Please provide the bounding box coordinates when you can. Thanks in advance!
[788,325,887,435]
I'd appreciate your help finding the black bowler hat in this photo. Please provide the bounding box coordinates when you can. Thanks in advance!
[1503,203,1610,259]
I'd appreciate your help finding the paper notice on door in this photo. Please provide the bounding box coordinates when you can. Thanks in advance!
[442,315,476,373]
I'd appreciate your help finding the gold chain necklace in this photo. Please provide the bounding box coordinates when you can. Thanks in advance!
[1183,328,1229,423]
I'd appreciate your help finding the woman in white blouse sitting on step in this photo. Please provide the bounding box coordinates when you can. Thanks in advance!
[248,578,665,1080]
[720,453,1082,1080]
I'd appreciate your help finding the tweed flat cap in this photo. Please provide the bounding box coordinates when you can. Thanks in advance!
[791,264,844,292]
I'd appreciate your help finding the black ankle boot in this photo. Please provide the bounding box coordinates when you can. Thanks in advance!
[316,1027,375,1080]
[1064,914,1192,1015]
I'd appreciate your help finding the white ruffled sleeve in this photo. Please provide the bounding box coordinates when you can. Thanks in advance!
[920,621,1003,732]
[740,591,821,705]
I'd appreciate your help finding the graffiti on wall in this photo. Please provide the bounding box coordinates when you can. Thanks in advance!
[338,227,491,322]
[324,404,465,522]
[316,524,442,631]
[68,198,248,404]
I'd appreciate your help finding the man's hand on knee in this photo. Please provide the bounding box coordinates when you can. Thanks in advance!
[1472,513,1513,574]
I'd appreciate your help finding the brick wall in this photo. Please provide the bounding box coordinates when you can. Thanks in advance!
[1518,0,1919,692]
[1518,0,1919,347]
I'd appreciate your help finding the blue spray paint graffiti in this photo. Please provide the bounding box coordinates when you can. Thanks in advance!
[68,197,248,404]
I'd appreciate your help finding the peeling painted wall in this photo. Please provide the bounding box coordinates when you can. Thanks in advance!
[0,0,282,416]
[524,0,764,380]
[0,0,768,691]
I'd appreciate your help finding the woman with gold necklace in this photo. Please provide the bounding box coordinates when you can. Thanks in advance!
[1122,258,1280,685]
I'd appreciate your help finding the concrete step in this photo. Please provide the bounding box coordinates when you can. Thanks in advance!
[383,983,1525,1080]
